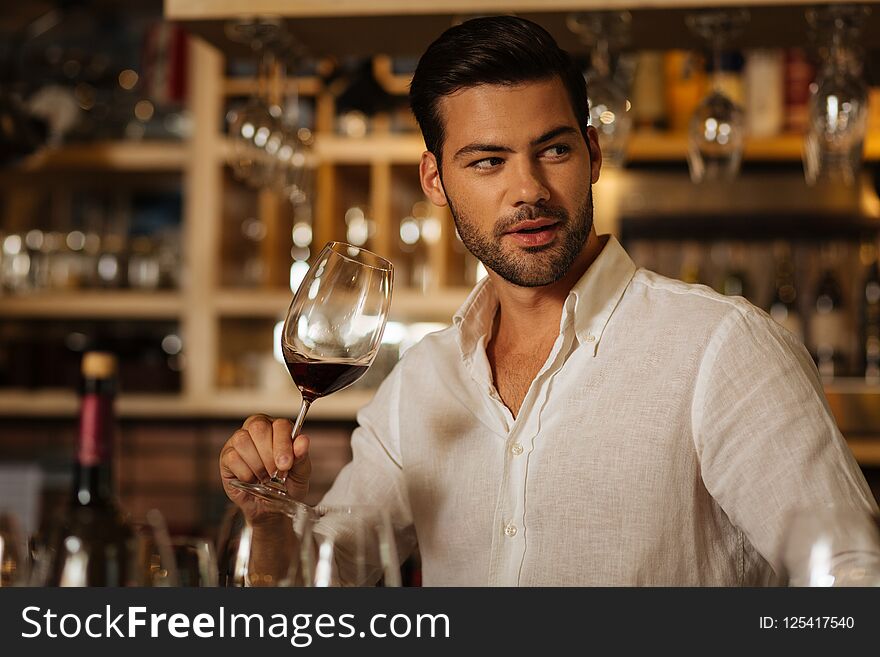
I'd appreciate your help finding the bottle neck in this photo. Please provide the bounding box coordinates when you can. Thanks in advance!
[73,378,116,507]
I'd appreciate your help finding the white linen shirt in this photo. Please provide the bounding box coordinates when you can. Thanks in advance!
[319,235,878,586]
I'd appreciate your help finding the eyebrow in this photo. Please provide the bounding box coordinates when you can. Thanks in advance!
[452,125,579,162]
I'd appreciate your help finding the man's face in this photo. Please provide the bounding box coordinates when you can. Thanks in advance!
[421,77,601,288]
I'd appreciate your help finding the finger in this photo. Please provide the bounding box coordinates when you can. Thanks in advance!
[248,418,283,478]
[220,446,258,484]
[230,429,270,481]
[272,418,295,472]
[292,433,310,461]
[243,414,273,432]
[241,416,277,476]
[288,434,311,485]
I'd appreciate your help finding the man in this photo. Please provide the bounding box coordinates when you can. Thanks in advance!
[219,16,878,586]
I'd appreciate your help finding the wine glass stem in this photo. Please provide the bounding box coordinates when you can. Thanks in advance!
[291,397,311,441]
[272,397,311,482]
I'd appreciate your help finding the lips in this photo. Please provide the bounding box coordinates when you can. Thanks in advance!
[505,218,560,235]
[504,219,561,247]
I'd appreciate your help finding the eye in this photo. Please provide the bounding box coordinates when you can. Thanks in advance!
[542,144,571,159]
[470,156,504,171]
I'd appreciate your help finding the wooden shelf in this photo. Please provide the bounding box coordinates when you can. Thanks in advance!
[166,1,880,57]
[219,131,880,168]
[0,292,184,319]
[15,141,188,172]
[213,287,469,321]
[0,389,374,420]
[627,131,880,163]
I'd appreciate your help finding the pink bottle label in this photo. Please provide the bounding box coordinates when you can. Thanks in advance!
[77,394,114,467]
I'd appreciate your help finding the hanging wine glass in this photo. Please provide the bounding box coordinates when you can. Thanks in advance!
[225,17,286,188]
[802,5,871,187]
[566,12,633,167]
[685,9,749,183]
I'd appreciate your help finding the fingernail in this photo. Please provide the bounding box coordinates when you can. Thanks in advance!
[277,455,291,468]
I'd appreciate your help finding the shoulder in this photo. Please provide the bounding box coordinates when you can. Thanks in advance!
[628,268,785,339]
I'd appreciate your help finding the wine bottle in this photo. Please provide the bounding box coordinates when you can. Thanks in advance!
[678,242,703,284]
[720,243,750,298]
[860,241,880,382]
[768,242,803,341]
[47,352,133,586]
[809,248,848,380]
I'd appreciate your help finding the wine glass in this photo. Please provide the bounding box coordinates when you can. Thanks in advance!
[566,12,633,167]
[225,17,286,188]
[229,241,393,507]
[0,512,29,587]
[308,505,401,587]
[686,9,749,183]
[779,506,880,586]
[215,504,315,587]
[167,538,218,587]
[802,6,871,186]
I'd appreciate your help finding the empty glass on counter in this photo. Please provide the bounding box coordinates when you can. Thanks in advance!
[0,512,30,587]
[779,506,880,586]
[308,505,401,587]
[215,504,314,587]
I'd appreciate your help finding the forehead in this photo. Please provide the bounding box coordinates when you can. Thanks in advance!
[437,77,578,151]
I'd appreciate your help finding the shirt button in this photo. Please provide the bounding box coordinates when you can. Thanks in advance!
[585,333,596,343]
[510,443,524,456]
[504,522,518,538]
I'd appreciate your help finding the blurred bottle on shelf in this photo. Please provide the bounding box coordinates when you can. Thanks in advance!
[678,241,703,284]
[630,51,667,130]
[809,244,849,380]
[784,48,815,133]
[744,49,785,138]
[45,352,134,586]
[719,242,750,298]
[769,241,803,341]
[860,240,880,383]
[664,50,707,132]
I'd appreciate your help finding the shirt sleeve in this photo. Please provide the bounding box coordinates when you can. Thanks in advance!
[314,358,418,586]
[691,304,879,576]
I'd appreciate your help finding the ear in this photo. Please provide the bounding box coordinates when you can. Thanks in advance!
[419,151,448,207]
[586,126,602,184]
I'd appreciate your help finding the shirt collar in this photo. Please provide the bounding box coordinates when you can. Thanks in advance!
[567,235,637,355]
[452,235,637,359]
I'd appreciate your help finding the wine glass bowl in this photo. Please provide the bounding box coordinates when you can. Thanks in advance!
[309,504,401,587]
[685,9,749,183]
[688,91,746,183]
[802,5,871,186]
[282,243,393,379]
[229,242,393,508]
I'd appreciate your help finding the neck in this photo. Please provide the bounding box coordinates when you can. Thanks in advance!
[489,228,606,347]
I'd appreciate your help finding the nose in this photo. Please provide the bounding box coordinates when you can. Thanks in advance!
[509,159,550,207]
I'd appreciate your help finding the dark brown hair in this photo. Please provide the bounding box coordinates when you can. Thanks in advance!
[408,15,590,170]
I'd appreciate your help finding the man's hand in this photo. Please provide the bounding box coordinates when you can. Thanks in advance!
[219,414,312,523]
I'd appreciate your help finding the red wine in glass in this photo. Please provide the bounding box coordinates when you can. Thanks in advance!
[283,346,369,402]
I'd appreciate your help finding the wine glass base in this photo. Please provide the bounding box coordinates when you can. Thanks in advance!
[229,479,302,516]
